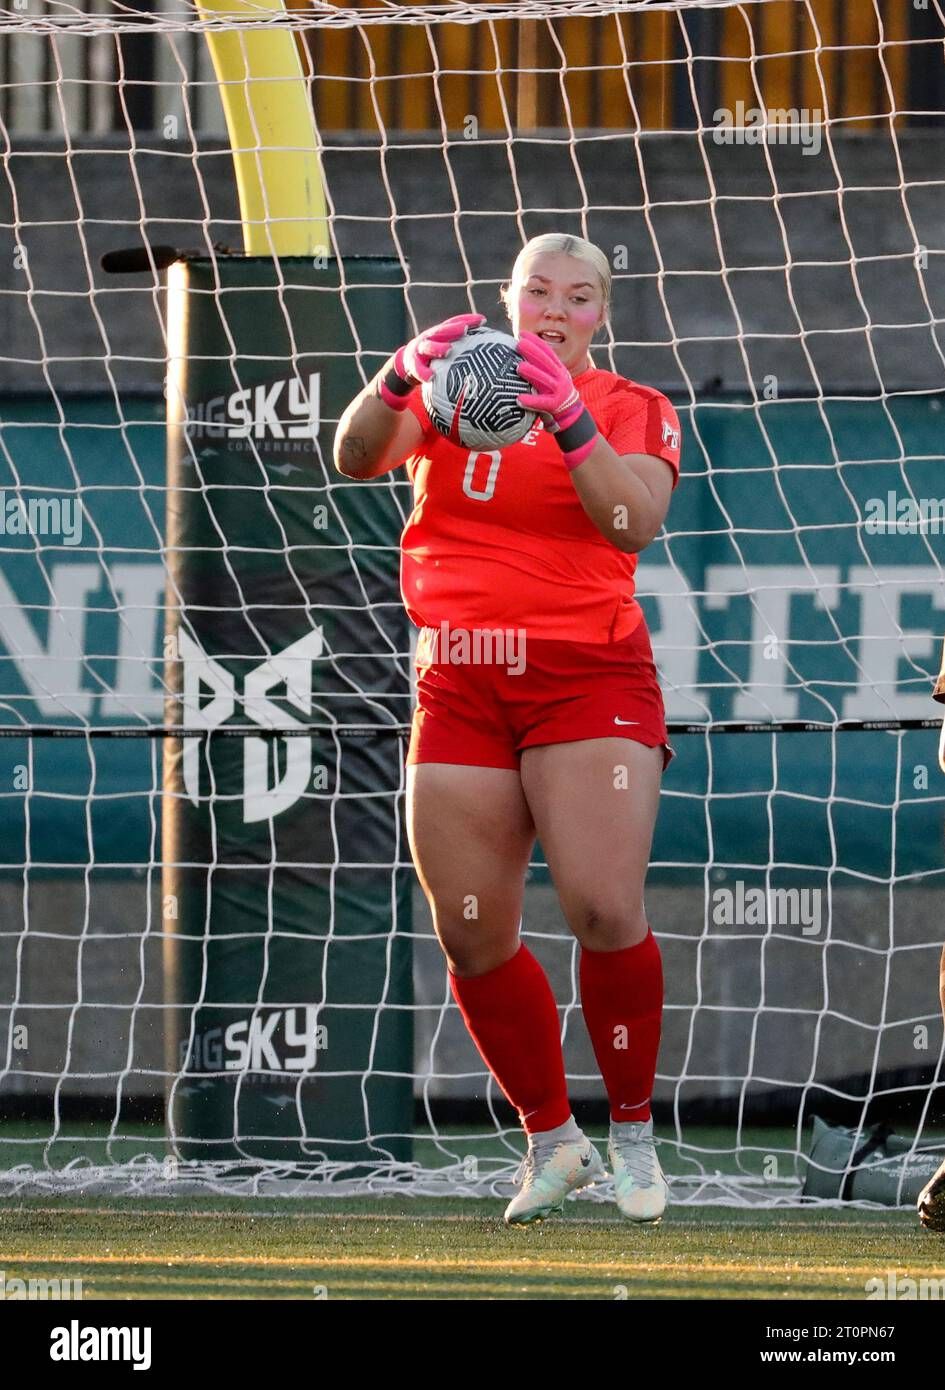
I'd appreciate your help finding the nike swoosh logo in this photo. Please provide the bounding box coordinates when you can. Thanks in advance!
[613,717,640,726]
[448,382,467,446]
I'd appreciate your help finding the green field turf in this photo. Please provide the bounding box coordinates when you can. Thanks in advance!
[3,1120,943,1299]
[1,1198,942,1300]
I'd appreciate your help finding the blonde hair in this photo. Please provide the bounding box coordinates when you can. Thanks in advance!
[500,233,611,330]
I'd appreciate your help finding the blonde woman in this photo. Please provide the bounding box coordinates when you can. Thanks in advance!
[335,233,681,1224]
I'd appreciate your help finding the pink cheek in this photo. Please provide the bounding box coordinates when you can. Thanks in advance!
[569,304,601,330]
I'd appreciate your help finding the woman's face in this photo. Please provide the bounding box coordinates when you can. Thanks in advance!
[509,251,607,374]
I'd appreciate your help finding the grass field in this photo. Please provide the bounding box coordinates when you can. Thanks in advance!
[2,1120,943,1299]
[1,1198,942,1300]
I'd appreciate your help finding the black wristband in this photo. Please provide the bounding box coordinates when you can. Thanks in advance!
[553,406,598,456]
[379,362,415,399]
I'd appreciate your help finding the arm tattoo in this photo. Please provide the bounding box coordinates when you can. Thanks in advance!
[343,436,367,461]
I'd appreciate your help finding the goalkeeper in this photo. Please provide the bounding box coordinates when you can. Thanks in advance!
[917,639,945,1233]
[335,233,681,1225]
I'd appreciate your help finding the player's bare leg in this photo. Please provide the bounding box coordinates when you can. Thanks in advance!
[918,942,945,1232]
[520,736,669,1220]
[407,762,534,977]
[520,737,661,949]
[407,761,605,1223]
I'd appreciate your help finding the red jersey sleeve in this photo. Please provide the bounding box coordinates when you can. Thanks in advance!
[604,385,682,489]
[403,389,433,434]
[396,390,435,479]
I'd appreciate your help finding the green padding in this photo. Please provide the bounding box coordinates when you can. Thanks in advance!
[162,256,412,1165]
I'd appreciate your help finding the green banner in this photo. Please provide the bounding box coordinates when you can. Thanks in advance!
[0,390,941,894]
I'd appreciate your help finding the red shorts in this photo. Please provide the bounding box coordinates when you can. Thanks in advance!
[407,618,674,770]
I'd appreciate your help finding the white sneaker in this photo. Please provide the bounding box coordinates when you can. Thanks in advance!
[608,1118,669,1222]
[504,1135,606,1226]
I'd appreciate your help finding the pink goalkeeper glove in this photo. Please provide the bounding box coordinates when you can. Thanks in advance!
[515,330,599,470]
[377,312,486,409]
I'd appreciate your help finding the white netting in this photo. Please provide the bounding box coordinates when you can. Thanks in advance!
[0,0,943,1202]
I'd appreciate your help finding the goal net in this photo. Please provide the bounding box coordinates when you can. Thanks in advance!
[0,0,944,1203]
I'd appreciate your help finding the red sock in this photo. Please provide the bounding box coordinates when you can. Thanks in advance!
[579,929,663,1123]
[449,945,570,1135]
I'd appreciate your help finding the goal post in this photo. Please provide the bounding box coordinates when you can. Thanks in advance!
[158,1,410,1169]
[194,0,328,256]
[162,253,414,1168]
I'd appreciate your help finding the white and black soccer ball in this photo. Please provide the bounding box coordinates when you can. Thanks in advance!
[422,326,536,449]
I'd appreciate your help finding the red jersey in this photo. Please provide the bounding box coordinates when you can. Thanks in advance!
[399,365,681,642]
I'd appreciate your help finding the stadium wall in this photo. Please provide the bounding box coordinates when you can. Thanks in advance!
[1,131,943,395]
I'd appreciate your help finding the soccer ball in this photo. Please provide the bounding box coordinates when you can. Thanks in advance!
[422,326,536,449]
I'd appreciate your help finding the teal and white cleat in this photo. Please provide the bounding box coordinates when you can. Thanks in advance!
[607,1118,669,1223]
[504,1135,606,1226]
